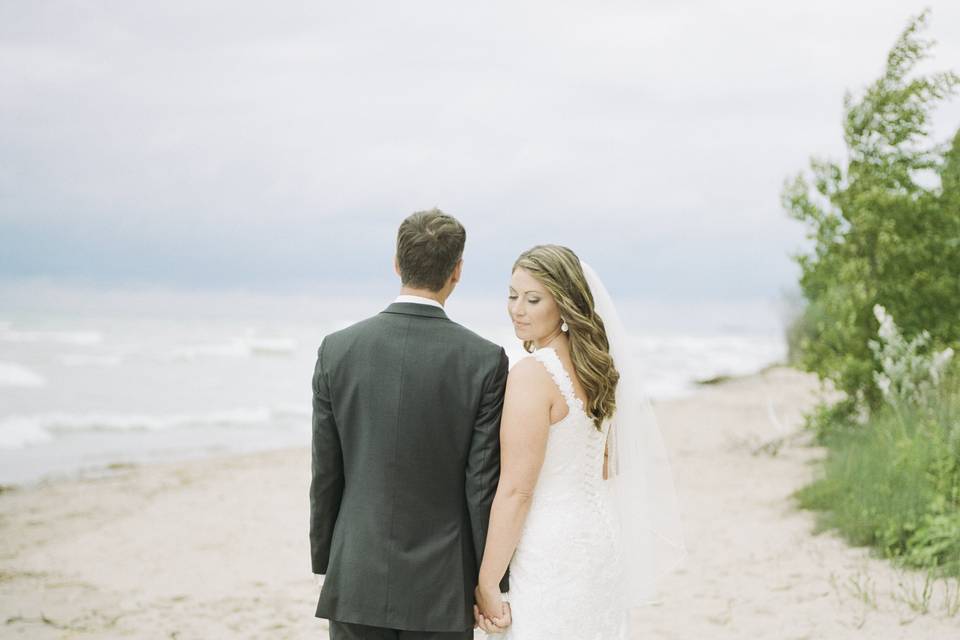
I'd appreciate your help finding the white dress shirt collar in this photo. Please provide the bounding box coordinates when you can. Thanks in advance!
[394,294,444,309]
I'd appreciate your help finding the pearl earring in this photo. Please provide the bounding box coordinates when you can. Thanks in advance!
[561,319,569,332]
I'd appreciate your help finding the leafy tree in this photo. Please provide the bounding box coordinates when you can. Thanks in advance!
[783,9,960,418]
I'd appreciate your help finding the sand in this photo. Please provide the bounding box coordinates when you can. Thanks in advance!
[2,365,958,639]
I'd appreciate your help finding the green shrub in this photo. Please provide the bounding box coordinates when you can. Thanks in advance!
[796,362,960,577]
[782,10,960,430]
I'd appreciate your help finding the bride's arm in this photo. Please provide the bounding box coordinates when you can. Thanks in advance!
[475,358,552,618]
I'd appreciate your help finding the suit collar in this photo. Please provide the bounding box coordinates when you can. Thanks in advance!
[382,302,449,320]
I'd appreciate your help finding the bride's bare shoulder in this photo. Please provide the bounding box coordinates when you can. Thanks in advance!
[503,356,559,426]
[506,355,554,397]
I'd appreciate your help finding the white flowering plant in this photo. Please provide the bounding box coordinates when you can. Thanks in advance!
[868,304,955,408]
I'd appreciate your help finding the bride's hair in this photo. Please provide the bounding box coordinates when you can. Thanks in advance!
[513,245,619,430]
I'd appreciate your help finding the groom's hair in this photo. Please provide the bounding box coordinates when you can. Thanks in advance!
[396,209,466,292]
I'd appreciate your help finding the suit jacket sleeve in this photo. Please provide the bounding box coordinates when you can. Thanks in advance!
[465,347,510,592]
[309,337,345,575]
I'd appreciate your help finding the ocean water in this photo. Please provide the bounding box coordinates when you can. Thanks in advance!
[0,282,788,486]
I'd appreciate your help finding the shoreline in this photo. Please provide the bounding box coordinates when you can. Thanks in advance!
[3,364,956,639]
[0,360,790,495]
[0,446,309,495]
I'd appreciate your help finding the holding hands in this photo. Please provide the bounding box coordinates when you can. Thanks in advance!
[474,583,512,634]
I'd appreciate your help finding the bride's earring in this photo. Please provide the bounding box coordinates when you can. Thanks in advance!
[560,318,569,333]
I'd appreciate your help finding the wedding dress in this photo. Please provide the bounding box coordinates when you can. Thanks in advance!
[497,260,687,638]
[500,346,630,640]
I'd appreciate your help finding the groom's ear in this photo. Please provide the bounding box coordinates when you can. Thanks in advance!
[450,258,463,285]
[393,255,401,278]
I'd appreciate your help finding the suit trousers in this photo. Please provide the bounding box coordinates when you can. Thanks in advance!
[328,620,473,640]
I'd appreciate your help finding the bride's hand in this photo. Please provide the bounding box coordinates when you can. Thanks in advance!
[474,584,510,632]
[474,602,511,634]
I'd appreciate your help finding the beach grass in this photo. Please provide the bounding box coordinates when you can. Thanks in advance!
[794,364,960,577]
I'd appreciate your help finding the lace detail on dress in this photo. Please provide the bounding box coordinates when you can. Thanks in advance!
[531,347,587,417]
[501,347,629,640]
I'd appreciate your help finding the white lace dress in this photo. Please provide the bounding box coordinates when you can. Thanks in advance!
[500,347,630,640]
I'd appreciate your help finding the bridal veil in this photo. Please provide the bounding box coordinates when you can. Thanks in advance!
[580,260,689,607]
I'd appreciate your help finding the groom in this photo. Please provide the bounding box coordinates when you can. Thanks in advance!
[310,209,511,639]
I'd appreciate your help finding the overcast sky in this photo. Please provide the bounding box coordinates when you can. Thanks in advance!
[1,0,958,303]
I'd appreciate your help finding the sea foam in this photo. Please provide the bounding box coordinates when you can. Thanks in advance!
[165,335,298,361]
[0,361,46,388]
[0,406,299,450]
[0,326,103,346]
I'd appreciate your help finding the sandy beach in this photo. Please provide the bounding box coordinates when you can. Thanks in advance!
[2,365,958,639]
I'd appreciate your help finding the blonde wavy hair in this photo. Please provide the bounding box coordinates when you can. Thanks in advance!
[513,245,619,430]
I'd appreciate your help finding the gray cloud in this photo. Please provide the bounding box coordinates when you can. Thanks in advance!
[1,0,958,300]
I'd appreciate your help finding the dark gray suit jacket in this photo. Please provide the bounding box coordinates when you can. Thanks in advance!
[310,301,510,632]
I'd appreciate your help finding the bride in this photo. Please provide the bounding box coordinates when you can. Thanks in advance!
[473,245,688,638]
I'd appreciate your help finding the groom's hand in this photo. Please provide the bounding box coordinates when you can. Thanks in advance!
[474,584,511,633]
[474,602,511,635]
